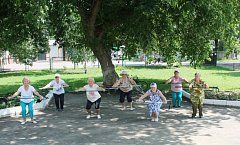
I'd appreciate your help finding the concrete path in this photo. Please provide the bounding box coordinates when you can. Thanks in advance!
[0,93,240,145]
[0,60,190,71]
[1,59,240,71]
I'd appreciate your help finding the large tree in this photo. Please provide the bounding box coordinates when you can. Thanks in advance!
[47,0,239,86]
[1,0,239,86]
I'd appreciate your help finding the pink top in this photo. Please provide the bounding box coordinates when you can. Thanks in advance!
[170,77,185,92]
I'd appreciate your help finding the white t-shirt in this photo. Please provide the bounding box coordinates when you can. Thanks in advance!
[18,85,36,103]
[48,80,66,95]
[84,84,101,102]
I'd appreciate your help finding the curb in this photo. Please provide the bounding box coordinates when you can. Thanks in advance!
[204,99,240,107]
[0,91,53,118]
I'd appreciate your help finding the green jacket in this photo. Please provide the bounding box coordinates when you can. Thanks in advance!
[190,79,206,104]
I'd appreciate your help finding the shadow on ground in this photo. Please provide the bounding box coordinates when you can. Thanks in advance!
[0,93,240,145]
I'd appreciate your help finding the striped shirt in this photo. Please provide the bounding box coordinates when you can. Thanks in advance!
[170,77,185,92]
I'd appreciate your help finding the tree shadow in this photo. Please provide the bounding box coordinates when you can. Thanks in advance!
[124,65,233,72]
[126,65,168,70]
[200,65,232,71]
[0,69,90,79]
[1,93,239,144]
[0,70,53,78]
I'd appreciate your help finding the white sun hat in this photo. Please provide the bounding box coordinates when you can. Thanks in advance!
[55,73,61,78]
[120,70,128,76]
[150,82,157,88]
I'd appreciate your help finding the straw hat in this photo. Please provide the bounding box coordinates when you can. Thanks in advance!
[195,72,201,77]
[120,70,128,76]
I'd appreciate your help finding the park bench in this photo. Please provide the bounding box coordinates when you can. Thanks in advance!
[96,81,146,95]
[183,86,219,93]
[182,86,220,100]
[162,86,220,109]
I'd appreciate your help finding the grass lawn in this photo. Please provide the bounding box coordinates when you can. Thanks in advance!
[0,66,240,97]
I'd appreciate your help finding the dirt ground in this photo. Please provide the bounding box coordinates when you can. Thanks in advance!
[1,93,240,145]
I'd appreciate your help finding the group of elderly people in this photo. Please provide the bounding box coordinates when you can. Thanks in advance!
[8,69,208,124]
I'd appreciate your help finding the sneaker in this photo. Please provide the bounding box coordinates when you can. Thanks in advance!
[120,107,126,111]
[86,115,91,119]
[31,120,37,124]
[130,107,135,111]
[97,115,101,119]
[155,117,159,122]
[60,109,64,112]
[151,118,155,122]
[21,121,26,125]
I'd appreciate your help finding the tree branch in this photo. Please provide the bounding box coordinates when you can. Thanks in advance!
[88,0,102,37]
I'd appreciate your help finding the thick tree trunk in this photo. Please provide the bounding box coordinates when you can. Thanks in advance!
[212,39,218,66]
[205,39,218,66]
[91,41,119,87]
[78,0,118,86]
[62,47,66,61]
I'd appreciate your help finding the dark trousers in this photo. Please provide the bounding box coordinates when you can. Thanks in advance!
[54,93,64,109]
[86,98,101,110]
[192,103,203,117]
[119,90,132,103]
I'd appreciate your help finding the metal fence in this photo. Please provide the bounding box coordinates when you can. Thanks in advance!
[217,63,240,71]
[0,56,98,72]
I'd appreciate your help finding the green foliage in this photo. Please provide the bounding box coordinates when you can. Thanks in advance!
[0,0,240,81]
[125,0,240,66]
[205,91,240,101]
[67,47,96,63]
[47,1,96,64]
[0,0,49,58]
[11,41,38,65]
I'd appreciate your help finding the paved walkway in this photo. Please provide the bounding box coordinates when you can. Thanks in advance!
[1,93,240,145]
[1,60,240,71]
[0,60,189,71]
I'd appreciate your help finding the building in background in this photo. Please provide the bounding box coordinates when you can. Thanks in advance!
[0,40,66,67]
[38,40,65,61]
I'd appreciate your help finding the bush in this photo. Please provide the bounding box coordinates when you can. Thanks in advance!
[0,104,7,109]
[205,90,240,101]
[205,90,218,99]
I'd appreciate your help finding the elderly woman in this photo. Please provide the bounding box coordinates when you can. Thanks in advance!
[166,70,189,107]
[138,83,167,122]
[8,77,44,124]
[41,74,69,112]
[189,73,209,118]
[112,70,136,111]
[76,77,105,119]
